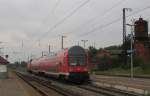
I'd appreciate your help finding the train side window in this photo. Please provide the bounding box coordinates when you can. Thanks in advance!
[59,62,62,66]
[63,57,65,64]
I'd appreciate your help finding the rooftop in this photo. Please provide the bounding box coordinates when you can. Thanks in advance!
[0,56,9,65]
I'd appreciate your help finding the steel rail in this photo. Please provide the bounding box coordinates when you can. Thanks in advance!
[16,72,78,96]
[78,84,140,96]
[16,71,140,96]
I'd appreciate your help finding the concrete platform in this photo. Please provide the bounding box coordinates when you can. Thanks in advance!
[0,71,41,96]
[0,65,8,79]
[91,75,150,95]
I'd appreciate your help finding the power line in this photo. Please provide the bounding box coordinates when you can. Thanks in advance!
[127,5,150,17]
[33,1,150,50]
[62,0,126,35]
[38,0,90,40]
[36,0,61,37]
[31,0,61,48]
[51,0,61,14]
[36,0,125,42]
[41,0,61,24]
[77,5,150,38]
[78,17,121,37]
[101,0,127,17]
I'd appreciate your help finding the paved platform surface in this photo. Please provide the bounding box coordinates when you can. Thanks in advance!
[0,71,41,96]
[91,75,150,95]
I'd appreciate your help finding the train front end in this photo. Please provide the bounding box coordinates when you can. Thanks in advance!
[67,46,89,82]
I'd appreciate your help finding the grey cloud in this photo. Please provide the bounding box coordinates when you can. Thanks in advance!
[0,0,149,62]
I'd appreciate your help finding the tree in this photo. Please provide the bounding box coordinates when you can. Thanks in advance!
[88,46,98,63]
[88,46,97,58]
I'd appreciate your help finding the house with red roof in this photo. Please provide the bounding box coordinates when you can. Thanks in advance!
[0,56,9,65]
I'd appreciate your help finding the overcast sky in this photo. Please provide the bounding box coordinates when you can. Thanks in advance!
[0,0,150,62]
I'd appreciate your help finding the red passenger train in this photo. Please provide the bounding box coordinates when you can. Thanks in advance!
[27,46,90,82]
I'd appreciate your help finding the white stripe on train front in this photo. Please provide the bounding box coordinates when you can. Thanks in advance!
[58,72,69,76]
[44,71,69,76]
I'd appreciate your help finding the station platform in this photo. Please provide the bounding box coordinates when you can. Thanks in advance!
[91,75,150,95]
[0,70,41,96]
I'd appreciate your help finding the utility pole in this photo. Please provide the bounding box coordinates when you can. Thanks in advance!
[78,41,80,46]
[0,42,3,55]
[30,53,33,60]
[130,25,134,79]
[42,51,44,56]
[61,35,66,49]
[27,56,30,61]
[21,40,25,61]
[48,45,51,53]
[38,40,41,47]
[93,42,96,48]
[123,8,132,66]
[81,40,88,49]
[126,22,135,79]
[21,40,24,48]
[0,48,4,55]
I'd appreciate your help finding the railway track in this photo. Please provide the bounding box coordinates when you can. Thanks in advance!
[16,71,140,96]
[78,84,140,96]
[16,72,79,96]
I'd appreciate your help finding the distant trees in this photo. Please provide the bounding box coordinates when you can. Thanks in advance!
[88,46,98,63]
[88,46,121,70]
[88,46,97,57]
[87,35,135,71]
[87,33,150,72]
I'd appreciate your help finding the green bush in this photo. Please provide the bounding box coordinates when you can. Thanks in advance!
[133,57,144,67]
[141,61,150,72]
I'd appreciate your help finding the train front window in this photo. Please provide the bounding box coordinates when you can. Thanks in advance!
[69,56,86,66]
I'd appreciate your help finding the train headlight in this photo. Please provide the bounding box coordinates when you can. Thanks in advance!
[83,68,88,72]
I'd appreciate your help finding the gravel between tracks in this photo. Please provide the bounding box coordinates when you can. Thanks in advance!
[17,72,102,96]
[91,75,150,95]
[17,71,143,96]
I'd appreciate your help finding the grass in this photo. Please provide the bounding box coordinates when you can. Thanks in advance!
[92,66,150,77]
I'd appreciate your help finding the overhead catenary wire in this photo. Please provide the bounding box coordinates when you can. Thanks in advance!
[61,0,127,35]
[101,0,127,17]
[31,1,150,52]
[39,2,150,51]
[51,0,61,15]
[31,0,61,48]
[36,0,127,46]
[29,0,65,53]
[43,0,61,24]
[35,0,126,43]
[30,2,150,51]
[77,5,150,38]
[38,0,91,41]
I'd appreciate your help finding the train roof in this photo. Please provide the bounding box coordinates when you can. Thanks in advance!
[45,46,86,56]
[30,46,86,62]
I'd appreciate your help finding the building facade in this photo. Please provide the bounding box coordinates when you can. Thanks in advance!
[134,18,150,61]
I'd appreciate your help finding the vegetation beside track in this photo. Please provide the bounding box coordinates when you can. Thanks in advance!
[91,66,150,77]
[88,43,150,78]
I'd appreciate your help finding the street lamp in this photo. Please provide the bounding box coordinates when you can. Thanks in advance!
[126,23,135,79]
